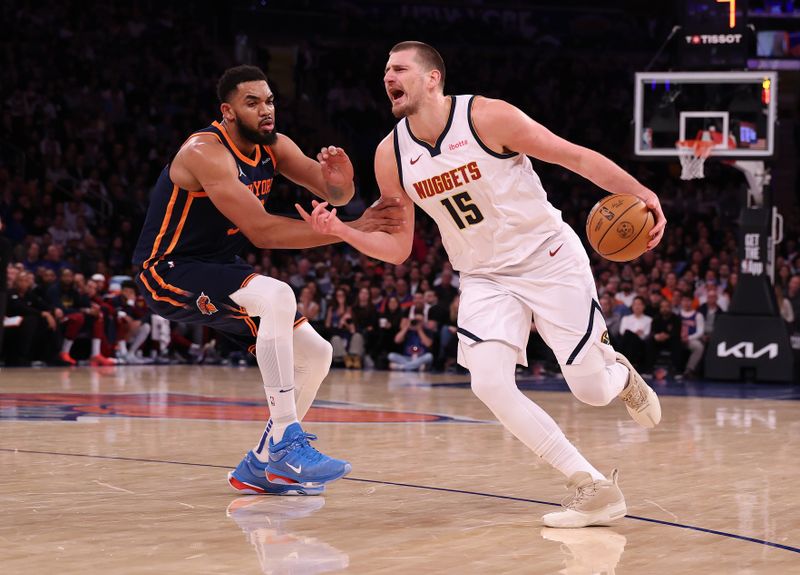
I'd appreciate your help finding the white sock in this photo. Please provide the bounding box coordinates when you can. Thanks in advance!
[62,339,74,354]
[464,340,605,481]
[91,338,101,357]
[118,340,128,356]
[253,323,332,462]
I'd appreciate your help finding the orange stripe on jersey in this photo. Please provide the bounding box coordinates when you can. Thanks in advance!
[232,315,258,337]
[144,184,179,269]
[184,131,223,146]
[139,273,186,308]
[263,144,277,170]
[149,267,190,296]
[241,273,259,288]
[245,316,258,336]
[247,344,256,356]
[213,121,261,167]
[162,196,194,258]
[188,190,208,198]
[293,316,308,329]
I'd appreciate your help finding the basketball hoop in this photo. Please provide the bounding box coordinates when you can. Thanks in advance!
[676,139,715,180]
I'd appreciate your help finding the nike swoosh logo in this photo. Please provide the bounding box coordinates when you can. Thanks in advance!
[410,154,423,165]
[287,463,302,473]
[278,387,295,393]
[549,244,564,257]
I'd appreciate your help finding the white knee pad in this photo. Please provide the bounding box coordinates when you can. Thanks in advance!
[229,275,296,326]
[561,343,622,407]
[461,340,518,405]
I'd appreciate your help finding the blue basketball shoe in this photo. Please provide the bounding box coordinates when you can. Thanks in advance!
[265,422,351,486]
[228,450,325,496]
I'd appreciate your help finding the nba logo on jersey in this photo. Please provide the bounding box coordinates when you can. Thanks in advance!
[196,292,218,315]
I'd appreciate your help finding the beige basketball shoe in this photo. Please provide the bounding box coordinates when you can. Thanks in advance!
[542,469,627,529]
[616,352,661,428]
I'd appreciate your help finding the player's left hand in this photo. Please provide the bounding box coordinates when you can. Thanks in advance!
[642,190,667,250]
[353,196,406,234]
[317,146,354,188]
[296,200,346,236]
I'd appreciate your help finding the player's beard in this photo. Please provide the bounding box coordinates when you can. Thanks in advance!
[236,117,277,146]
[391,95,418,119]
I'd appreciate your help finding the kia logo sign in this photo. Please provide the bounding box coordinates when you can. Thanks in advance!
[717,341,779,359]
[685,34,743,45]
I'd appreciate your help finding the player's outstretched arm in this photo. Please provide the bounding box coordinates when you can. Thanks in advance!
[175,136,402,250]
[471,97,666,250]
[272,134,355,206]
[296,136,414,265]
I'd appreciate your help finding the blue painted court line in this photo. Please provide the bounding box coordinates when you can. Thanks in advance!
[431,377,800,401]
[1,448,797,555]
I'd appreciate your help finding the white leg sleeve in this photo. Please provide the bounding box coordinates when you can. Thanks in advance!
[292,321,332,420]
[230,276,298,432]
[463,340,604,480]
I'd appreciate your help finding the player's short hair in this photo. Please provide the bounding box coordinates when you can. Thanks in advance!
[217,65,268,103]
[390,41,446,91]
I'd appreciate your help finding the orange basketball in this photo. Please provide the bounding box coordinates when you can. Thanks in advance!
[586,194,655,262]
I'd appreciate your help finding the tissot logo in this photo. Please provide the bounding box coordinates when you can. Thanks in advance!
[717,341,779,359]
[685,34,743,45]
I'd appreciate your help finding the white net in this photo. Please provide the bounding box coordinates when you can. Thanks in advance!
[677,141,714,181]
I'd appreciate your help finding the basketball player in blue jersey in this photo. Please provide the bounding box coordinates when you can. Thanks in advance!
[133,65,403,495]
[299,42,667,526]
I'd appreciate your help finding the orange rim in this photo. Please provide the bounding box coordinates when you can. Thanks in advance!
[676,139,715,158]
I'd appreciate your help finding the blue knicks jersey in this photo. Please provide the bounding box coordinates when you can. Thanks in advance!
[133,121,276,268]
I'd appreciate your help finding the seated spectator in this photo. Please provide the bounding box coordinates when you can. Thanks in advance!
[389,317,434,372]
[111,280,152,363]
[3,270,60,365]
[376,295,405,368]
[678,292,705,379]
[350,287,378,369]
[615,280,635,310]
[434,267,459,307]
[646,299,682,374]
[618,296,652,370]
[775,285,794,331]
[297,286,322,325]
[435,294,460,372]
[425,290,449,328]
[325,287,362,368]
[48,268,115,366]
[598,293,621,346]
[787,276,800,325]
[698,287,723,344]
[395,278,413,310]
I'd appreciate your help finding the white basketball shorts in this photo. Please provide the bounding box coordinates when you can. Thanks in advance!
[456,225,611,367]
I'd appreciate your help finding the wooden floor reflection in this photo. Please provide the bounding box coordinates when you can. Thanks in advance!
[1,365,798,574]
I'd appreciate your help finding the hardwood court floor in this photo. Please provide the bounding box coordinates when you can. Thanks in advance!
[1,366,798,574]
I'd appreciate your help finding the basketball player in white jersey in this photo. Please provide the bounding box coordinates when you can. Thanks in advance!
[297,42,666,528]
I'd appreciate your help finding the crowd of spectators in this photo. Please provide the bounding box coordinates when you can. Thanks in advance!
[1,1,798,378]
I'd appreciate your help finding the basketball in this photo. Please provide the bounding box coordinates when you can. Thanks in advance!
[586,194,655,262]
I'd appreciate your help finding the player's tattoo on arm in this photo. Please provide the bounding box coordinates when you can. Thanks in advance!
[326,185,351,205]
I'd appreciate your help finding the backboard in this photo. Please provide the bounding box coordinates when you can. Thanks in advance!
[634,71,777,158]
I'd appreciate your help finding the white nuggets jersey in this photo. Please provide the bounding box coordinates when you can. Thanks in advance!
[394,95,564,274]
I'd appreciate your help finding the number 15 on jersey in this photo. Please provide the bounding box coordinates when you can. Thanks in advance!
[441,191,484,230]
